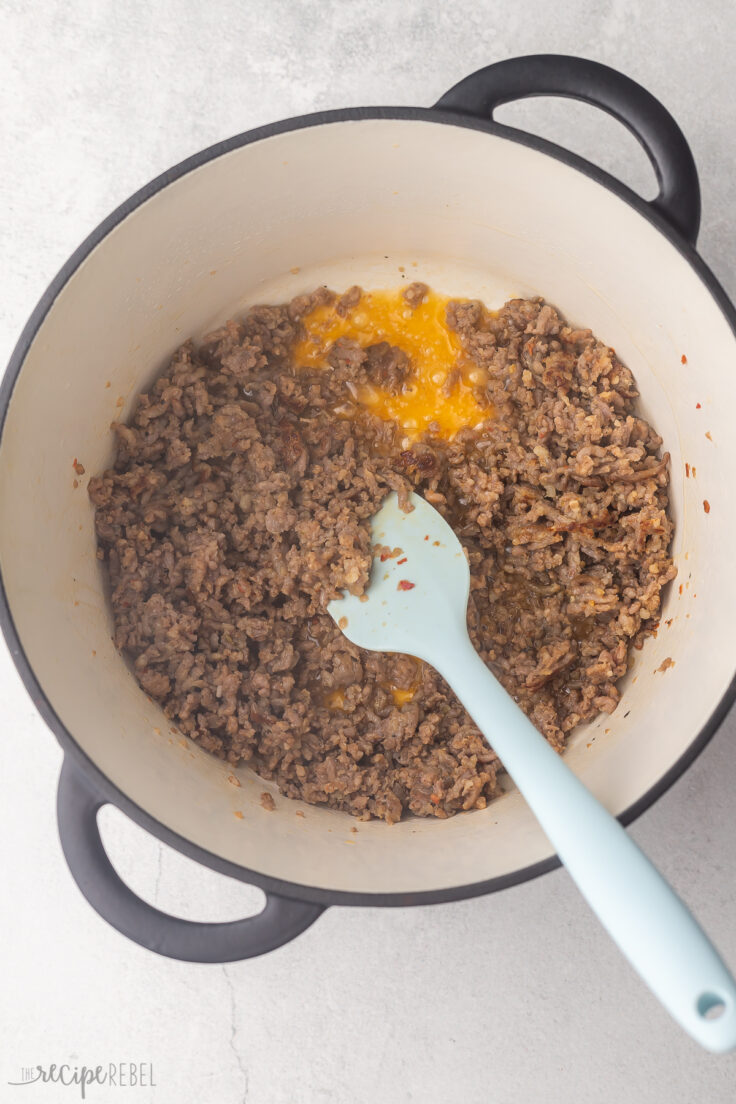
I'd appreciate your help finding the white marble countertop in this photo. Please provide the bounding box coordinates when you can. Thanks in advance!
[2,1,736,1101]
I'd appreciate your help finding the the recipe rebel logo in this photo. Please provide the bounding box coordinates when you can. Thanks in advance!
[7,1062,156,1098]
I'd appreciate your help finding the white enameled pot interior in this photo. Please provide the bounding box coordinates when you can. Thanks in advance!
[1,117,734,896]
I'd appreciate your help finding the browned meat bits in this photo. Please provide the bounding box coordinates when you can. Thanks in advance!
[89,285,674,823]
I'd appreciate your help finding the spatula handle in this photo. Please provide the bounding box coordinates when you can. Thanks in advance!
[437,637,736,1052]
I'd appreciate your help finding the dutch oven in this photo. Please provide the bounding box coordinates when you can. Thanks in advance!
[1,55,734,965]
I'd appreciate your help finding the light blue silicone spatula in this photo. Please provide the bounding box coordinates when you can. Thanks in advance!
[327,490,736,1052]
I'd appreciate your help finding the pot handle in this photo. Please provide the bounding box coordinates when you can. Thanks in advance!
[56,756,324,962]
[434,55,701,245]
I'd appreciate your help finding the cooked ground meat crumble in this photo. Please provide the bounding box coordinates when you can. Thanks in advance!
[89,284,674,823]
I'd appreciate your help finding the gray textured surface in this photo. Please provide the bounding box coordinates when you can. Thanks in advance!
[2,1,736,1101]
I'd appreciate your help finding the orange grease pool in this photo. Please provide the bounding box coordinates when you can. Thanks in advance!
[292,288,492,440]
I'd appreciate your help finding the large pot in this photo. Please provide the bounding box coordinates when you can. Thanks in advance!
[2,55,734,964]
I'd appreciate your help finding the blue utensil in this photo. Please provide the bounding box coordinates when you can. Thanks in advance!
[328,491,736,1052]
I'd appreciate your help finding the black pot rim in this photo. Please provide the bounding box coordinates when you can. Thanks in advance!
[2,104,735,910]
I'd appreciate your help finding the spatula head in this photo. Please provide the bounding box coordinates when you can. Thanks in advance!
[327,492,470,661]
